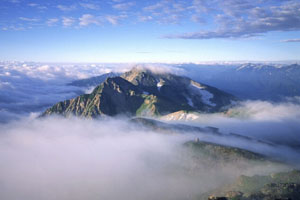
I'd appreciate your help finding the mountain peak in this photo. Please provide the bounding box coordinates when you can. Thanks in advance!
[42,69,237,118]
[121,66,158,86]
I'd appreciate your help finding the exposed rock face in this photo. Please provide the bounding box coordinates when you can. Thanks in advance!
[42,67,236,118]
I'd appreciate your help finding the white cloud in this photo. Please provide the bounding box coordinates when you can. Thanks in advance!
[80,3,99,10]
[138,15,153,22]
[27,3,47,9]
[79,14,101,26]
[281,38,300,43]
[143,2,165,12]
[46,18,59,26]
[112,2,135,10]
[62,17,75,27]
[28,3,38,7]
[57,4,76,11]
[19,17,39,22]
[229,100,300,121]
[142,0,187,24]
[177,99,300,149]
[8,0,20,3]
[105,15,127,25]
[106,16,119,25]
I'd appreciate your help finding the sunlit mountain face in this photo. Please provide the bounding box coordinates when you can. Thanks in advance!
[1,0,300,200]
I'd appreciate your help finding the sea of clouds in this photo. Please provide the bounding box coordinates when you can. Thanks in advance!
[0,62,300,200]
[0,62,129,122]
[0,62,183,122]
[0,116,293,200]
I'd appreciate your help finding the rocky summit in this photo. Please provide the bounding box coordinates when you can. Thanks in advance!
[42,67,236,118]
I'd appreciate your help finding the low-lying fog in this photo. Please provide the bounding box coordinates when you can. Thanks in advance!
[181,99,300,149]
[0,116,295,200]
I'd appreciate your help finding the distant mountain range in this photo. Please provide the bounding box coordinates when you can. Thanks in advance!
[42,67,236,117]
[177,63,300,101]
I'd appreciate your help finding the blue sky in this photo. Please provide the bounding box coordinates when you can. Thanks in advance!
[0,0,300,63]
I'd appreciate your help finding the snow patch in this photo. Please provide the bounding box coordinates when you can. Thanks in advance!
[185,113,199,120]
[162,112,199,121]
[190,82,216,107]
[191,82,205,89]
[157,81,163,91]
[199,90,216,107]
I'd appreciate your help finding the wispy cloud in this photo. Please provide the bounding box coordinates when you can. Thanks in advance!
[79,14,101,26]
[112,2,135,10]
[19,17,39,22]
[62,17,75,27]
[143,0,187,24]
[138,15,153,22]
[46,18,59,26]
[57,4,76,11]
[281,39,300,43]
[8,0,20,3]
[1,26,25,31]
[106,15,127,25]
[28,3,38,7]
[27,3,47,10]
[143,2,165,12]
[80,3,99,10]
[164,1,300,39]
